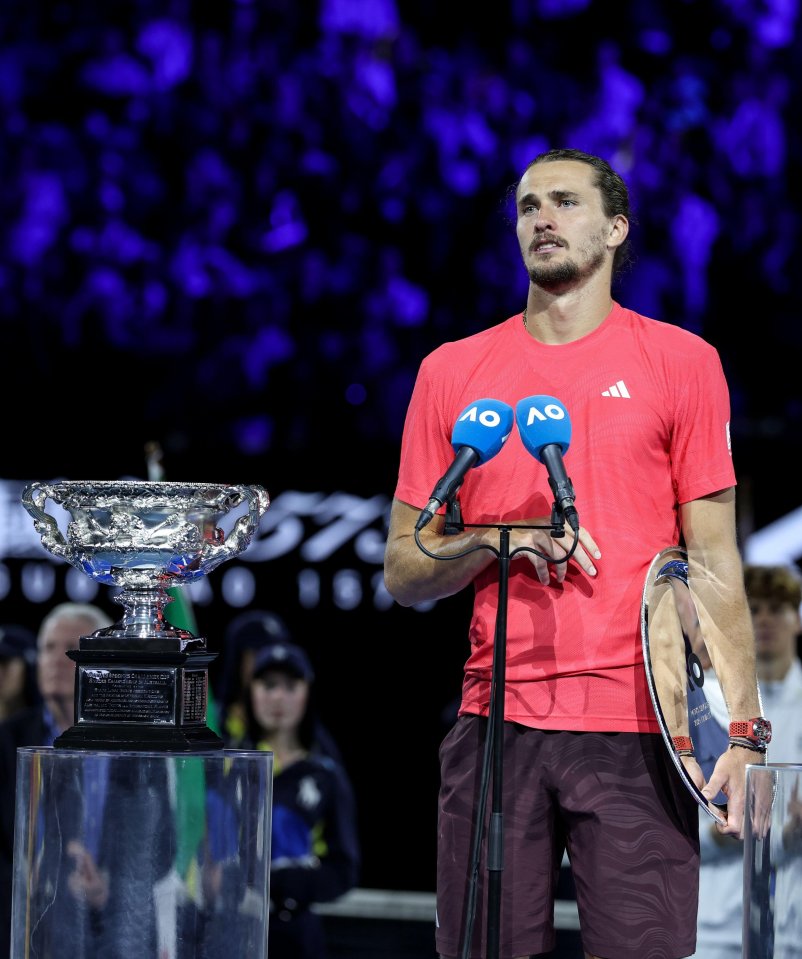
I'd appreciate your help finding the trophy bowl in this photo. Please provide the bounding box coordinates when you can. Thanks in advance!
[21,480,271,751]
[22,480,270,642]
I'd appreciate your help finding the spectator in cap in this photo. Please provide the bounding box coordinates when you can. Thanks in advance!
[217,609,293,742]
[225,636,360,959]
[0,623,39,722]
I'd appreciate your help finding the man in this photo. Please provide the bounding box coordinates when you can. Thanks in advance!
[0,603,114,959]
[693,564,802,959]
[0,601,171,959]
[383,148,765,959]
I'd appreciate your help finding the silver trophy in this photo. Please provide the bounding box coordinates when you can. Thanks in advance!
[641,546,729,823]
[22,480,270,751]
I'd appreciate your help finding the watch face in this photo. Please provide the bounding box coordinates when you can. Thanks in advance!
[753,718,773,743]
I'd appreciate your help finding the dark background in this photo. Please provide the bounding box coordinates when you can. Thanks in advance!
[1,0,801,896]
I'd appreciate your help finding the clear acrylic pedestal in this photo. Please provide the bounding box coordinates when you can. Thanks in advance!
[11,747,272,959]
[744,762,802,959]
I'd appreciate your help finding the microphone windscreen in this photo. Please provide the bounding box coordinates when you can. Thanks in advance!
[450,398,514,465]
[515,395,572,461]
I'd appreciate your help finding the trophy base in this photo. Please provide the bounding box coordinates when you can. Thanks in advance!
[58,642,224,753]
[11,747,272,959]
[53,722,224,752]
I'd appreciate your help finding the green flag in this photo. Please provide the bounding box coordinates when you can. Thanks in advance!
[145,442,218,890]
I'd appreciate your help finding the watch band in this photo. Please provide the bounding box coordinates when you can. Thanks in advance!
[729,737,767,753]
[672,735,694,755]
[728,718,772,744]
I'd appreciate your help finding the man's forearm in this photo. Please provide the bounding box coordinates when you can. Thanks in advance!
[689,550,762,719]
[384,512,497,607]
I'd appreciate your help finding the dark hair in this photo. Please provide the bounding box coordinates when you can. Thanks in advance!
[517,147,634,276]
[744,564,802,609]
[217,609,292,711]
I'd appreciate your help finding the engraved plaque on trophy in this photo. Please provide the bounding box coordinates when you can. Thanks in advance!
[22,480,270,751]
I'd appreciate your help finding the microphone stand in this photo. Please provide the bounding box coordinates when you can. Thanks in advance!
[485,522,510,959]
[422,497,569,959]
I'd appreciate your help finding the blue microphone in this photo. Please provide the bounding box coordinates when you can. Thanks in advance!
[515,395,579,531]
[415,398,514,532]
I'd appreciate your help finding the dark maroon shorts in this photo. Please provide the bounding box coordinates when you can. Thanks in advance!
[435,716,700,959]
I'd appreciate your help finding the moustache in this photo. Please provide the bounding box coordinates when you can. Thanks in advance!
[529,235,565,252]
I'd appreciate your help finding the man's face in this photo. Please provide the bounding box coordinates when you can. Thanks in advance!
[751,596,801,669]
[515,159,620,290]
[37,618,88,705]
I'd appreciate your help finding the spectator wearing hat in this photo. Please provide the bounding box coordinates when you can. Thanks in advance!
[217,608,294,743]
[225,638,360,959]
[0,623,39,722]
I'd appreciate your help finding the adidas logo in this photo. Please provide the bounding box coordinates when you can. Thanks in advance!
[601,379,630,398]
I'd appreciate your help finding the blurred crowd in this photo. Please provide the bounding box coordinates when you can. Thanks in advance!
[0,601,360,959]
[0,0,800,481]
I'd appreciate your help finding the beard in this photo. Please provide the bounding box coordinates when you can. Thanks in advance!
[527,232,607,290]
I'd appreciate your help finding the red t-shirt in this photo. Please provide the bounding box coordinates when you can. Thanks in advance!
[393,303,736,732]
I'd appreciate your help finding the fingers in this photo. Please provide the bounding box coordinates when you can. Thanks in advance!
[704,755,751,840]
[531,552,552,585]
[718,795,745,839]
[575,537,600,577]
[514,524,600,584]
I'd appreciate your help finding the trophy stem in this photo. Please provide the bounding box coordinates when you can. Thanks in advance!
[94,586,196,645]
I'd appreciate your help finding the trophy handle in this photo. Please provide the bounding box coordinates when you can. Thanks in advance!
[21,482,69,559]
[202,484,270,571]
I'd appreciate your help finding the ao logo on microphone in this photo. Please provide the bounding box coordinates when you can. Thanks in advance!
[458,404,507,428]
[519,399,567,426]
[515,395,571,460]
[515,394,578,530]
[415,398,514,532]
